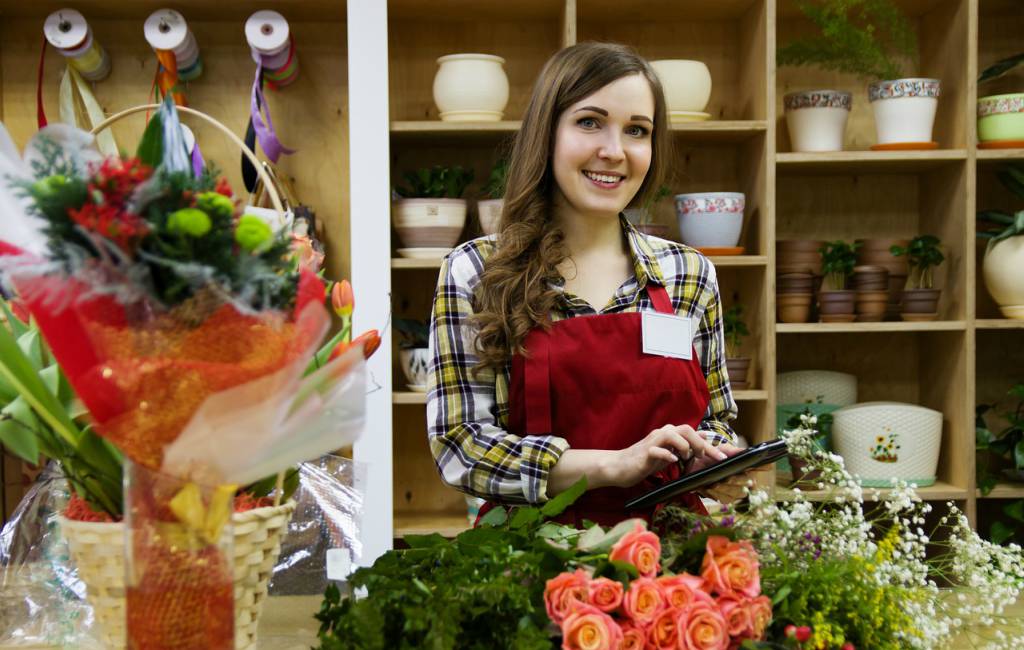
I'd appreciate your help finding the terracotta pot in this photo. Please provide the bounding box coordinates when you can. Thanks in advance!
[788,454,823,485]
[853,265,889,292]
[777,293,812,323]
[901,288,941,320]
[634,223,671,239]
[778,272,814,294]
[726,357,751,390]
[855,290,888,321]
[819,290,856,318]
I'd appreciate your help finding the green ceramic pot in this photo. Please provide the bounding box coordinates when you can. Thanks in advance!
[978,93,1024,142]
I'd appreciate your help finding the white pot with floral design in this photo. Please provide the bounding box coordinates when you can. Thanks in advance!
[399,347,430,391]
[832,401,942,487]
[868,78,941,145]
[674,192,744,248]
[784,90,852,152]
[432,54,510,122]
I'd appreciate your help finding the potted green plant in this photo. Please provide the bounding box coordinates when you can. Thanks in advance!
[978,163,1024,319]
[976,383,1024,544]
[977,53,1024,146]
[395,318,430,392]
[393,165,474,257]
[890,235,944,320]
[477,157,508,236]
[723,305,751,390]
[817,240,859,322]
[778,0,938,149]
[624,184,672,239]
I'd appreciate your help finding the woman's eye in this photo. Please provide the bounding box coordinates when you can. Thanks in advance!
[577,117,599,129]
[626,125,650,137]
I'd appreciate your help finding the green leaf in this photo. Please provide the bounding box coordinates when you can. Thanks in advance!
[38,364,61,397]
[16,328,43,372]
[136,110,164,168]
[991,520,1015,545]
[540,476,587,518]
[577,518,646,554]
[305,328,348,377]
[980,53,1024,83]
[771,584,792,606]
[1015,439,1024,470]
[509,506,541,529]
[404,533,448,549]
[0,397,41,462]
[976,425,994,449]
[1,301,29,339]
[1005,500,1024,523]
[978,472,998,496]
[477,506,507,527]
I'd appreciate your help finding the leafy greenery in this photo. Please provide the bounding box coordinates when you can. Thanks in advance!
[818,240,860,291]
[395,318,429,349]
[777,0,917,81]
[977,384,1024,544]
[978,163,1024,245]
[482,158,509,200]
[723,304,750,359]
[396,165,475,199]
[890,235,944,290]
[314,479,599,650]
[979,52,1024,84]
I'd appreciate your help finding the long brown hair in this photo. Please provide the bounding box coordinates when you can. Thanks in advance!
[472,42,672,372]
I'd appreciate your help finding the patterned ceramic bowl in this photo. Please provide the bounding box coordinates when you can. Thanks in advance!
[832,401,943,487]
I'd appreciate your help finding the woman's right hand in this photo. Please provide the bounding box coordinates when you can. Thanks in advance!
[608,424,727,488]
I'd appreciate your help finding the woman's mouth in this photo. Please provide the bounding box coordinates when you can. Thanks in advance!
[582,170,625,189]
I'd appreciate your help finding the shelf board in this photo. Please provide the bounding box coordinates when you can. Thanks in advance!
[394,255,766,270]
[977,148,1024,162]
[976,319,1024,330]
[394,512,471,539]
[776,149,967,175]
[671,120,768,142]
[776,480,967,502]
[390,120,767,144]
[777,320,968,334]
[978,483,1024,499]
[394,391,427,404]
[392,257,445,269]
[733,390,767,401]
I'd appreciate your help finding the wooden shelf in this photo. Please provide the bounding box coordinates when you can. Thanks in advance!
[977,149,1024,162]
[776,150,968,174]
[394,391,427,404]
[394,512,472,539]
[390,120,768,143]
[671,120,768,142]
[776,480,968,502]
[976,319,1024,330]
[394,255,767,270]
[978,483,1024,499]
[733,390,767,401]
[777,321,968,334]
[392,257,446,269]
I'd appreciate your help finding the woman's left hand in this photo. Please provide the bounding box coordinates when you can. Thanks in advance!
[685,443,772,504]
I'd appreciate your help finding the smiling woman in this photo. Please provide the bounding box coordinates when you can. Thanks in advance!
[427,42,747,529]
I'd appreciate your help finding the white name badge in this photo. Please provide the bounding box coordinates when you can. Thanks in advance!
[642,311,694,360]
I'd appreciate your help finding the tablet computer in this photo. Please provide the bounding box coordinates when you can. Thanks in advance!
[624,438,789,510]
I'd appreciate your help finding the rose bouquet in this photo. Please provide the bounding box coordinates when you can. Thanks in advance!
[0,98,374,648]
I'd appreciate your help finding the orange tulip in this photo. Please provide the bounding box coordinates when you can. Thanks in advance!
[328,328,381,361]
[331,280,354,318]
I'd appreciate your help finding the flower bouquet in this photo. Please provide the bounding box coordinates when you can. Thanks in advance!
[0,97,374,649]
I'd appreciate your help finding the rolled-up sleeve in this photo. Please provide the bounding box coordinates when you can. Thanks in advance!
[692,261,739,446]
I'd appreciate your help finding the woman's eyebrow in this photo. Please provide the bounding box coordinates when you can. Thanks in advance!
[573,106,653,123]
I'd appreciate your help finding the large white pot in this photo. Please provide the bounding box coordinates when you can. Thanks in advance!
[833,401,943,487]
[674,192,743,248]
[983,236,1024,319]
[784,90,852,152]
[868,78,940,145]
[392,198,467,249]
[477,198,504,235]
[433,54,509,122]
[649,60,712,113]
[400,347,431,390]
[778,370,857,406]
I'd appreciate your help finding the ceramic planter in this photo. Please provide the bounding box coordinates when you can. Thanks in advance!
[433,54,510,122]
[856,239,909,320]
[833,401,942,487]
[901,288,941,321]
[477,198,503,235]
[818,290,856,322]
[778,272,814,294]
[674,192,744,248]
[399,347,430,390]
[393,198,467,250]
[784,90,852,152]
[978,93,1024,143]
[853,265,889,292]
[726,357,751,390]
[778,370,858,406]
[868,78,941,145]
[983,237,1024,319]
[777,240,825,276]
[650,60,712,113]
[855,290,888,322]
[777,293,812,323]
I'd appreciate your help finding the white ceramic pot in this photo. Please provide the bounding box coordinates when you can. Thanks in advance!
[783,90,852,152]
[674,192,744,248]
[833,401,943,487]
[778,370,857,407]
[868,78,940,145]
[433,54,509,122]
[393,198,467,248]
[983,236,1024,319]
[649,60,712,113]
[399,347,431,389]
[477,198,504,235]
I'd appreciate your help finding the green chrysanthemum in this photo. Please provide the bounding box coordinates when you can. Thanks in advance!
[235,214,273,252]
[196,191,235,222]
[167,208,212,237]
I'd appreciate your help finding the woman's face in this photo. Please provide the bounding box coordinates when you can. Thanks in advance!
[551,73,655,221]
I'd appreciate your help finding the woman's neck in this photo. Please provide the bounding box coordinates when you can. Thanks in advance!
[552,200,626,260]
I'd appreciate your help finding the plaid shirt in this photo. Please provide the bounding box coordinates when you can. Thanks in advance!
[427,218,738,505]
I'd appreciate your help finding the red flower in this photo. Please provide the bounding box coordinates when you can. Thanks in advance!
[215,177,234,198]
[88,157,152,207]
[68,203,150,252]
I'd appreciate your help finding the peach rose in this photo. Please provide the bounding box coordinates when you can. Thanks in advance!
[700,535,761,598]
[560,604,623,650]
[587,577,624,613]
[717,596,752,638]
[677,602,729,650]
[621,577,667,627]
[619,622,646,650]
[545,569,590,624]
[647,606,681,650]
[657,573,710,609]
[609,522,661,578]
[746,595,773,639]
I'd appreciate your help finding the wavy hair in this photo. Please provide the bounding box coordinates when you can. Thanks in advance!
[472,42,671,372]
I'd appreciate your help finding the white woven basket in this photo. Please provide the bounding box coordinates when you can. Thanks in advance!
[778,370,858,406]
[832,402,943,487]
[59,500,296,649]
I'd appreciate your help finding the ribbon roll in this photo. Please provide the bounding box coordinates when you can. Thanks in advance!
[44,9,111,82]
[145,9,202,105]
[242,9,297,181]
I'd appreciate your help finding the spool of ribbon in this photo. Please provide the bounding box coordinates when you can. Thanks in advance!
[44,9,111,82]
[145,9,202,106]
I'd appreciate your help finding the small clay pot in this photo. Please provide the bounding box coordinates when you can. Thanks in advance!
[789,454,823,485]
[818,290,856,321]
[778,272,814,294]
[777,293,812,323]
[855,290,889,321]
[901,288,941,320]
[853,265,889,292]
[726,357,751,389]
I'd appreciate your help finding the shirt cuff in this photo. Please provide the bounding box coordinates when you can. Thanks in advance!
[524,435,570,503]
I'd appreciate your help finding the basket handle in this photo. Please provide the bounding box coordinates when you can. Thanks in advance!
[89,104,284,215]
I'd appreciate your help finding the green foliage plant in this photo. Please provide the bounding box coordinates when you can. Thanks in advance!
[976,383,1024,544]
[977,163,1024,245]
[396,165,475,199]
[979,52,1024,84]
[890,235,944,290]
[818,240,860,291]
[394,318,429,349]
[777,0,917,82]
[723,305,750,359]
[482,158,509,200]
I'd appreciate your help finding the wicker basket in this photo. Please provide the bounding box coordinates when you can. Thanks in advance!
[59,500,296,649]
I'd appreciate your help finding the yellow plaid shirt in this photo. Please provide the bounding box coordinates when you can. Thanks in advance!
[427,218,738,505]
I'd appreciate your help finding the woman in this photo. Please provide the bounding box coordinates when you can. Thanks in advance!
[427,42,746,527]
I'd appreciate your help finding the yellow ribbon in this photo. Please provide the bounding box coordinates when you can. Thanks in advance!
[59,66,117,157]
[168,481,238,545]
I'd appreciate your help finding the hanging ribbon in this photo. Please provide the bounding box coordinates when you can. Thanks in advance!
[37,37,48,129]
[251,65,295,163]
[155,49,186,107]
[58,67,118,157]
[144,9,201,107]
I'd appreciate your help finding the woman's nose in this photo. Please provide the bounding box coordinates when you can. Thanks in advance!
[597,131,625,162]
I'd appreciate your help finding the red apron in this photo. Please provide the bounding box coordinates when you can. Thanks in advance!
[478,282,711,528]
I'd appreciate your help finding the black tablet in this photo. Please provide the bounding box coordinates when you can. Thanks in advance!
[624,438,789,510]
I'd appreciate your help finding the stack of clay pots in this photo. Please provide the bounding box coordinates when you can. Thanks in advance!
[853,266,889,321]
[855,238,909,321]
[776,240,823,323]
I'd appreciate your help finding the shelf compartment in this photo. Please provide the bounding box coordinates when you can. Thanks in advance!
[976,320,1024,330]
[775,480,968,502]
[977,149,1024,162]
[777,321,968,334]
[978,483,1024,499]
[394,512,472,539]
[776,150,968,174]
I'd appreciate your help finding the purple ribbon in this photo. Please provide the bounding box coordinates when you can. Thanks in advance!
[191,141,205,178]
[251,63,295,163]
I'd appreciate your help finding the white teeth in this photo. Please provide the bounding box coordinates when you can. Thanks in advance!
[583,171,622,184]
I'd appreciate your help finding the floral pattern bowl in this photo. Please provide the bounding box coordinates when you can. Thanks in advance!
[978,93,1024,142]
[674,192,744,248]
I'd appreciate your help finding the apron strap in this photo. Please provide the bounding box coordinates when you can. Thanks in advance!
[647,282,674,315]
[524,330,553,435]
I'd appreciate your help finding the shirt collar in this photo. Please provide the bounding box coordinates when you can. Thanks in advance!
[620,213,665,290]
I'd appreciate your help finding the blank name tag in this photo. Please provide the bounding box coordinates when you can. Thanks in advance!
[642,311,693,360]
